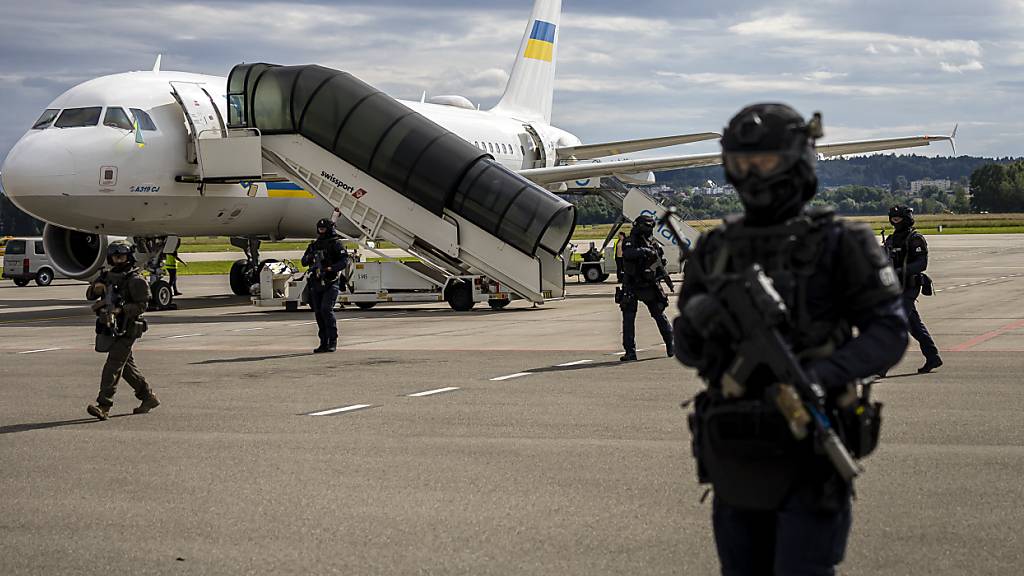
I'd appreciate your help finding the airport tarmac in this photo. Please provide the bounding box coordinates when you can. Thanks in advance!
[1,234,1022,575]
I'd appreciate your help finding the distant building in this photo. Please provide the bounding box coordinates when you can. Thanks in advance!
[910,178,953,195]
[693,185,734,196]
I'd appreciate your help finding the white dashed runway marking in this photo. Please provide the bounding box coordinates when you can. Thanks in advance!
[556,359,593,367]
[306,404,373,416]
[490,372,532,381]
[18,347,63,354]
[165,333,203,339]
[407,387,460,397]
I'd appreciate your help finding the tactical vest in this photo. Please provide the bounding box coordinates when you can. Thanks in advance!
[689,208,853,510]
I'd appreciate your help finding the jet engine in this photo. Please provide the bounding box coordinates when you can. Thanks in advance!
[41,224,113,280]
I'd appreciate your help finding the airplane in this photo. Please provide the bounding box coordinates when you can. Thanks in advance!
[0,0,953,306]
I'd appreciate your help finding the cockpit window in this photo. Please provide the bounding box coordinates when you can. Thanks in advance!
[54,107,102,128]
[103,107,134,130]
[129,108,157,131]
[32,109,59,130]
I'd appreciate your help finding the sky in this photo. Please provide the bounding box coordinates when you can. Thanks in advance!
[1,0,1022,164]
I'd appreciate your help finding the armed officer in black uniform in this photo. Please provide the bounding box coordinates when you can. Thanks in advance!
[674,104,908,575]
[302,218,349,353]
[86,241,159,420]
[884,205,942,373]
[619,214,674,361]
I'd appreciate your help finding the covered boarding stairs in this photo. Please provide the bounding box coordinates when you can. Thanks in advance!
[209,63,576,304]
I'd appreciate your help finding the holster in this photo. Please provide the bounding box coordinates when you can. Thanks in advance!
[920,272,934,296]
[614,286,623,304]
[836,399,883,459]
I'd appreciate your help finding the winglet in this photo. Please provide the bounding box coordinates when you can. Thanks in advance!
[152,54,162,75]
[949,123,958,156]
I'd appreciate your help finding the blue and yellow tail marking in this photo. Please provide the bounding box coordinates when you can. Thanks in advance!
[524,20,556,62]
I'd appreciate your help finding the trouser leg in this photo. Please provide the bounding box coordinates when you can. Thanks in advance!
[120,348,153,400]
[712,497,777,576]
[311,287,326,344]
[320,284,340,343]
[644,298,674,345]
[168,269,177,291]
[620,295,638,353]
[97,337,135,407]
[615,257,624,283]
[903,296,939,359]
[773,494,852,576]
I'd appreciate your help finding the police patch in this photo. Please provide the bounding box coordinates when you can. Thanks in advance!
[879,266,897,287]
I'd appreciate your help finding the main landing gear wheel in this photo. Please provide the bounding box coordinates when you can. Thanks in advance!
[13,278,30,287]
[150,280,174,308]
[229,259,251,296]
[355,302,377,310]
[35,267,54,286]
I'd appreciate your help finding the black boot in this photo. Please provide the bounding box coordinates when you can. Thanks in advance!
[133,394,160,414]
[87,404,110,421]
[665,339,675,358]
[620,351,637,362]
[326,339,337,353]
[313,342,329,353]
[918,356,943,373]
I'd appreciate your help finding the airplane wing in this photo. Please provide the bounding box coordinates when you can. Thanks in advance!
[556,132,720,161]
[520,152,722,185]
[817,134,953,157]
[522,133,954,186]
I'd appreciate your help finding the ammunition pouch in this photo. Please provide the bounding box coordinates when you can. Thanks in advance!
[836,399,883,459]
[690,394,807,510]
[124,319,148,339]
[614,286,623,304]
[95,332,114,353]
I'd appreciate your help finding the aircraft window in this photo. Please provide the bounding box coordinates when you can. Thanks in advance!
[520,145,525,156]
[34,241,45,255]
[502,143,509,154]
[487,142,494,153]
[129,108,157,131]
[32,109,59,130]
[6,240,26,255]
[103,107,134,130]
[54,107,102,128]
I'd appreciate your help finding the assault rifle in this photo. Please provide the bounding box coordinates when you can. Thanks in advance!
[650,254,675,293]
[691,264,862,482]
[100,277,126,337]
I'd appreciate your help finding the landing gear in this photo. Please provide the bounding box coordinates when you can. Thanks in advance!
[134,236,178,310]
[151,280,174,308]
[228,236,272,296]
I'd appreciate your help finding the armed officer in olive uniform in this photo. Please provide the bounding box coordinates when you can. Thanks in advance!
[619,214,674,361]
[86,241,160,420]
[302,218,349,353]
[884,205,942,373]
[674,104,908,575]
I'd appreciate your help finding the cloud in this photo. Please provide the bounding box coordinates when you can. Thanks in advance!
[729,13,983,63]
[654,71,906,97]
[940,60,984,73]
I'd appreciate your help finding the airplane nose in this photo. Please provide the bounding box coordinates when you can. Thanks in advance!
[0,132,75,216]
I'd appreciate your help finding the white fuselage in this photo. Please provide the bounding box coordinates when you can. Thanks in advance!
[0,70,581,240]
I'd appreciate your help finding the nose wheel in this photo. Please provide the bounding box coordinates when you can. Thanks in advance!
[150,280,174,308]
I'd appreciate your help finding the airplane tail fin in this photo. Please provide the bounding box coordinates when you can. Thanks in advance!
[491,0,561,124]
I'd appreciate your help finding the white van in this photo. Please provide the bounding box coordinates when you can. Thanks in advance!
[2,237,67,286]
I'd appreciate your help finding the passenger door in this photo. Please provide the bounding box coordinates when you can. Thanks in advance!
[170,81,226,163]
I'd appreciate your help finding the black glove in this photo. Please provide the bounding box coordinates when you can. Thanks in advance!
[682,294,738,340]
